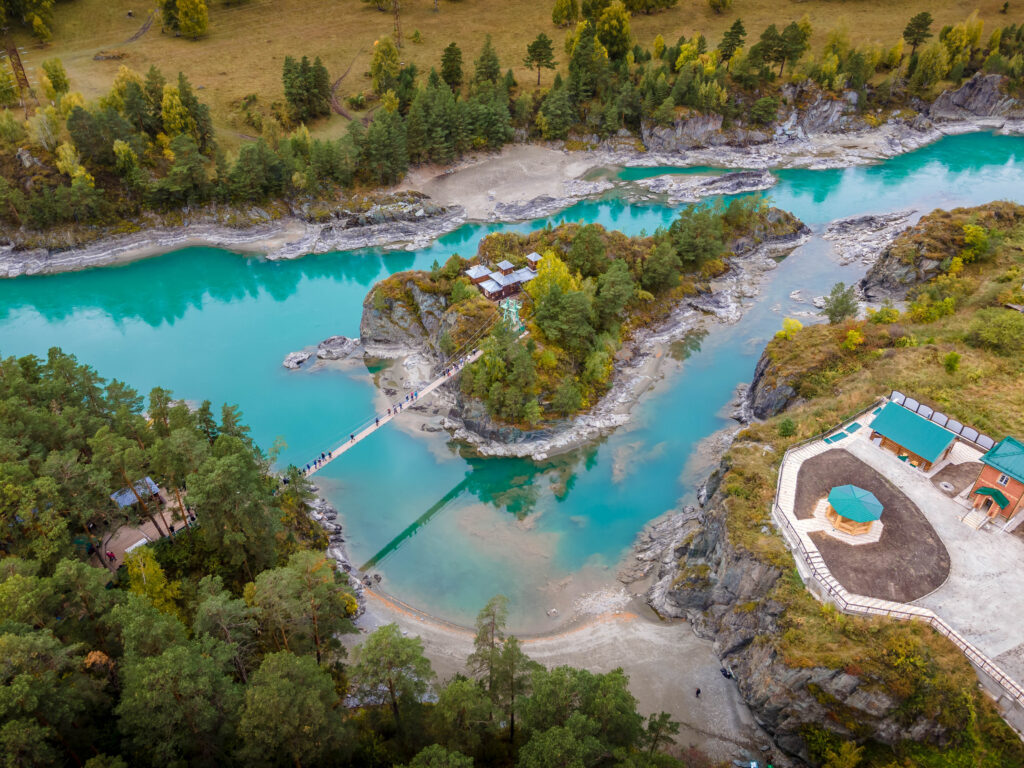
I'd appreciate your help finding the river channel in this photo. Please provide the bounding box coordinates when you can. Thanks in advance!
[1,132,1022,630]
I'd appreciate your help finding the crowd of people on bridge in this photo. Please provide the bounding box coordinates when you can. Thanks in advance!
[303,355,473,475]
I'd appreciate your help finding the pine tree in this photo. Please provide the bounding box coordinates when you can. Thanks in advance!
[474,35,502,86]
[361,107,408,185]
[718,18,746,61]
[779,20,811,75]
[282,56,304,119]
[524,33,557,85]
[568,24,605,103]
[441,42,464,92]
[752,24,785,75]
[311,57,332,117]
[903,11,934,57]
[160,0,180,31]
[177,72,214,151]
[536,87,572,139]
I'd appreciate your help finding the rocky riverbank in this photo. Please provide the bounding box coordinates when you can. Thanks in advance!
[307,492,369,614]
[619,432,974,763]
[3,76,1022,279]
[0,193,465,278]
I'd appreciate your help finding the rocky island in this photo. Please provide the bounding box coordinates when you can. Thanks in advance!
[350,197,809,459]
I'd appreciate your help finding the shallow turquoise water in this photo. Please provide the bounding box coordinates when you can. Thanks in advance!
[1,132,1022,629]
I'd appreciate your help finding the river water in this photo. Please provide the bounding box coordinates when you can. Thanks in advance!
[1,133,1022,630]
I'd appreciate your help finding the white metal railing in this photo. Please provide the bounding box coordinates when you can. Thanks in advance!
[770,407,1024,710]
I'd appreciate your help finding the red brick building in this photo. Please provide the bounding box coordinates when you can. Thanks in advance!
[969,437,1024,520]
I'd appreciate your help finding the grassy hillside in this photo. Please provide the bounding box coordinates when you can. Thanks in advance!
[14,0,1018,149]
[707,201,1024,765]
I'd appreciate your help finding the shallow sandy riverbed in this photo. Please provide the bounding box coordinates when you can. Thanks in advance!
[344,589,789,766]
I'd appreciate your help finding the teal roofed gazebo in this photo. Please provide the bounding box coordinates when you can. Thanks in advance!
[827,484,884,535]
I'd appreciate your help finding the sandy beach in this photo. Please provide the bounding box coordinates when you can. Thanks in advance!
[397,144,603,221]
[344,587,788,766]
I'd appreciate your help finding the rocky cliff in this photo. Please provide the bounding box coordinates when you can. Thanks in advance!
[641,74,1023,155]
[860,201,1024,300]
[747,349,799,420]
[360,276,450,359]
[929,73,1024,121]
[632,466,957,762]
[641,83,863,153]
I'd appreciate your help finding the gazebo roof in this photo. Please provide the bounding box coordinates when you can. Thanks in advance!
[828,484,883,523]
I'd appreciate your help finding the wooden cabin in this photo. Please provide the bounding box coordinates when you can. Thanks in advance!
[526,252,542,272]
[465,265,491,285]
[969,437,1024,520]
[869,402,955,471]
[496,260,515,276]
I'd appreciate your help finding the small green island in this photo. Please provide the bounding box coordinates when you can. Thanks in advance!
[362,195,806,428]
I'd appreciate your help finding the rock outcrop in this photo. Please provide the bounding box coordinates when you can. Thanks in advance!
[747,348,798,420]
[359,275,454,359]
[634,169,776,204]
[822,210,916,266]
[282,351,312,369]
[490,180,615,223]
[929,73,1024,121]
[859,246,944,301]
[316,335,362,361]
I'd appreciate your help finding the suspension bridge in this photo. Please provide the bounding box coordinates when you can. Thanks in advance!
[301,295,526,477]
[301,349,482,477]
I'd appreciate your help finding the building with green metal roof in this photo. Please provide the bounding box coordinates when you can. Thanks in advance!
[981,437,1024,484]
[969,437,1024,522]
[868,402,955,470]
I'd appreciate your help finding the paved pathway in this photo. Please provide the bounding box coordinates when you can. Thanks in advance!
[844,436,1024,685]
[303,351,482,477]
[771,400,1024,721]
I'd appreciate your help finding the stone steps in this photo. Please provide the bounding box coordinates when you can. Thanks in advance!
[962,508,989,530]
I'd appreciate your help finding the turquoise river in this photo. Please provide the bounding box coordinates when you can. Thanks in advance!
[2,133,1023,630]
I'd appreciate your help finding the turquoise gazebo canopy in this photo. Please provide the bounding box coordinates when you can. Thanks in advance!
[828,484,883,523]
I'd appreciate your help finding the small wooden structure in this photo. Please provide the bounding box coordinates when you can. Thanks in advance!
[869,402,954,470]
[465,264,491,285]
[826,484,883,536]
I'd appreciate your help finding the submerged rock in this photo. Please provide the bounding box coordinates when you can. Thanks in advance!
[634,169,776,204]
[282,350,312,369]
